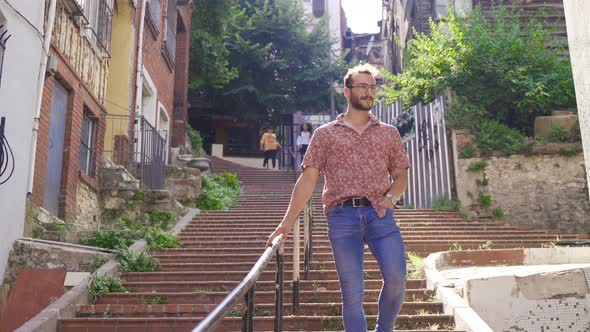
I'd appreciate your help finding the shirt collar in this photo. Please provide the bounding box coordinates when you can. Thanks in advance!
[334,112,381,128]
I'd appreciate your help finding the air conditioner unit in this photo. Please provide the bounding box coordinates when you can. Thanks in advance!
[46,54,58,77]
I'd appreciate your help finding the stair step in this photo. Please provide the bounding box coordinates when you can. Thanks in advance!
[77,301,443,317]
[94,289,433,305]
[122,279,427,293]
[60,314,455,331]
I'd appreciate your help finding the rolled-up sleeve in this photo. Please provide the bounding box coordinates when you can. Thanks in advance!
[388,128,410,171]
[301,129,327,171]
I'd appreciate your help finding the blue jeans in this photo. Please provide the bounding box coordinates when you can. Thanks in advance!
[327,205,406,332]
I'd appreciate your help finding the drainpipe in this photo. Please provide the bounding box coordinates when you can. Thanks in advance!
[134,0,148,117]
[27,0,57,194]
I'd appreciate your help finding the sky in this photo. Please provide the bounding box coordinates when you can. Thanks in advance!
[341,0,382,34]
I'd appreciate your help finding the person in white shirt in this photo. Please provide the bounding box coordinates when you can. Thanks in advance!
[296,123,313,157]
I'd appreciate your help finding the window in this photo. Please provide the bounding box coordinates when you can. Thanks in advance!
[147,0,161,31]
[84,0,113,54]
[434,0,472,18]
[163,0,177,65]
[80,109,98,176]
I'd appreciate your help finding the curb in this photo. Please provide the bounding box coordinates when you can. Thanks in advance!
[424,252,494,332]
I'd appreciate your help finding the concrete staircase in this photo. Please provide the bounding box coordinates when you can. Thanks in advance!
[59,157,579,331]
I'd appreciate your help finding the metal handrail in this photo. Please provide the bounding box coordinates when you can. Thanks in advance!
[192,234,285,332]
[303,199,314,280]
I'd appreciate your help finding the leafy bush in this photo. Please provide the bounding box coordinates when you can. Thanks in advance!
[432,197,461,212]
[148,211,175,230]
[492,207,504,219]
[43,222,75,232]
[475,120,524,157]
[143,228,182,249]
[186,124,204,157]
[32,223,43,238]
[382,4,576,136]
[467,161,488,172]
[197,172,241,210]
[91,255,111,272]
[478,192,492,208]
[559,147,578,157]
[115,247,160,273]
[81,211,180,250]
[90,275,127,301]
[132,189,146,201]
[458,144,475,159]
[446,96,489,131]
[548,125,569,143]
[80,229,137,249]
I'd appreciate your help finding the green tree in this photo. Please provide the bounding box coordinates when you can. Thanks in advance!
[190,0,348,123]
[380,4,576,136]
[189,0,239,90]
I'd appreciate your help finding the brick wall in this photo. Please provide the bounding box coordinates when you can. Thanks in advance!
[171,4,193,149]
[32,46,105,222]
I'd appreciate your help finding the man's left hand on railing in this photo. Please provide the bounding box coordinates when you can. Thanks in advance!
[266,224,289,248]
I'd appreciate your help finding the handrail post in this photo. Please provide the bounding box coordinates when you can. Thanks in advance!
[303,198,313,280]
[242,285,255,332]
[292,215,300,313]
[274,242,284,332]
[308,199,313,265]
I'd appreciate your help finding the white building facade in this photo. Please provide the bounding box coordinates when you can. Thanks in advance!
[0,0,47,278]
[563,0,590,198]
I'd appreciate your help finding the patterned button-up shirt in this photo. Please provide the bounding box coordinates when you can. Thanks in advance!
[302,113,410,218]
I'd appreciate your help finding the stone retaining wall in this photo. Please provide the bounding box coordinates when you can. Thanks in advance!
[456,154,590,234]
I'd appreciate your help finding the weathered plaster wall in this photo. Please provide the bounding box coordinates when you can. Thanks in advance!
[465,268,590,331]
[2,240,110,287]
[563,0,590,200]
[457,154,590,234]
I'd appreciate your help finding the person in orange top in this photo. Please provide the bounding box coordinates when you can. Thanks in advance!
[260,127,281,169]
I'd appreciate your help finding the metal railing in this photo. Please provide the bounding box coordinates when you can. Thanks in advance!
[303,199,314,280]
[102,114,167,190]
[193,234,285,332]
[192,202,315,331]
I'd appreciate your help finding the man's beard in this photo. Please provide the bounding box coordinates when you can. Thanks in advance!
[350,95,374,111]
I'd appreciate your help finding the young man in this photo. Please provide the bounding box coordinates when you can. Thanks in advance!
[266,64,409,331]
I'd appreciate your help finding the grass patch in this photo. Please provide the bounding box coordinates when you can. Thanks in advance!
[432,197,460,212]
[407,252,425,279]
[492,207,504,219]
[559,147,578,157]
[466,161,488,172]
[142,295,167,304]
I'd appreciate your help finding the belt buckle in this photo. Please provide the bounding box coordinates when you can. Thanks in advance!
[352,198,362,208]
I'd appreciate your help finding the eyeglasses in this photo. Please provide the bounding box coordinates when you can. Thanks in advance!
[349,84,379,94]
